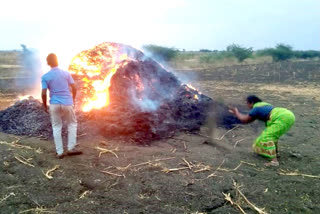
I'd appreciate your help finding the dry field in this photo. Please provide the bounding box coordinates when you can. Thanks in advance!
[0,57,320,213]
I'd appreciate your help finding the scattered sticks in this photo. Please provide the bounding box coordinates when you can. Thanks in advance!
[182,158,193,170]
[219,161,257,172]
[207,159,225,178]
[194,164,211,173]
[233,181,269,214]
[0,192,15,203]
[215,126,239,141]
[207,160,259,178]
[95,146,119,158]
[131,157,176,168]
[278,169,320,179]
[43,165,60,180]
[19,207,57,214]
[100,170,125,178]
[223,181,269,214]
[14,154,35,168]
[0,140,42,154]
[223,192,246,214]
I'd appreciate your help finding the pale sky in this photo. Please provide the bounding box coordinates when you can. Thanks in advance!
[1,0,319,67]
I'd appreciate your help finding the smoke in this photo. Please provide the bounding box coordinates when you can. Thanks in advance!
[140,47,202,93]
[17,44,42,98]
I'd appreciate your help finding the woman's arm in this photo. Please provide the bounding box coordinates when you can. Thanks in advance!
[229,107,254,124]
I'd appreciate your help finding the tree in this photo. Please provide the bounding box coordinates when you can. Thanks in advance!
[269,44,294,62]
[226,44,253,62]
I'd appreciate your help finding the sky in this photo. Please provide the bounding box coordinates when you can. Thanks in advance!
[1,0,319,67]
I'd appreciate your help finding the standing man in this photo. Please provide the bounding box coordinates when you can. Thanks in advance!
[42,53,82,159]
[229,95,295,166]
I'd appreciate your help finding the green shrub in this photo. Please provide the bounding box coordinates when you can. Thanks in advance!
[142,44,178,61]
[199,51,232,63]
[294,50,320,59]
[271,44,294,61]
[256,48,274,57]
[256,44,295,62]
[226,44,253,62]
[199,49,212,52]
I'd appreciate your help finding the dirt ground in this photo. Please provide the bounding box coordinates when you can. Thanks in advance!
[1,63,320,213]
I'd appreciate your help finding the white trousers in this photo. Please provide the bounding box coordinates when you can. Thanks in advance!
[49,104,77,155]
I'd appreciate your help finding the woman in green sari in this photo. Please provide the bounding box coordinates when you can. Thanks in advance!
[229,95,295,166]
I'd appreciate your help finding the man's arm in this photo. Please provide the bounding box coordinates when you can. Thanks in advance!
[41,89,48,113]
[229,107,254,124]
[70,83,77,105]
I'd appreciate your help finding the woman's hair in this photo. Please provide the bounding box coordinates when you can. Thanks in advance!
[246,95,262,104]
[46,53,59,67]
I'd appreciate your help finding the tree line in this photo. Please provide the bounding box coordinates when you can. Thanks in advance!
[143,44,320,63]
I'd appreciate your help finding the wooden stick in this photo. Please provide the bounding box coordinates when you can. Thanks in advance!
[115,164,132,171]
[101,170,125,177]
[43,165,60,180]
[162,166,191,173]
[240,161,256,167]
[233,181,269,214]
[183,142,187,150]
[223,192,246,214]
[218,162,242,172]
[207,159,225,178]
[78,190,91,199]
[278,170,320,179]
[108,179,120,190]
[131,157,176,167]
[215,126,239,141]
[14,155,35,168]
[0,141,42,153]
[234,139,244,148]
[19,207,57,213]
[194,165,211,173]
[182,158,193,170]
[95,146,119,158]
[0,192,15,203]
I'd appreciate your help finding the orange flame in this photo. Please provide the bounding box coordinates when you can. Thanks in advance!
[69,43,129,112]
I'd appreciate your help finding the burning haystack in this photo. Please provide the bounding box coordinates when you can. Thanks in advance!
[0,42,239,143]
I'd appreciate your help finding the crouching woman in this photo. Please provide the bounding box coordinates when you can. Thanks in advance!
[229,95,295,166]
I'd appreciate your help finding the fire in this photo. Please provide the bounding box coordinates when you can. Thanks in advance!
[19,95,32,100]
[186,84,197,91]
[69,43,130,112]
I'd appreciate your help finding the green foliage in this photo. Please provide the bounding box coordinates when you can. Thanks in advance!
[142,44,178,61]
[226,44,253,62]
[271,44,294,61]
[199,49,213,53]
[257,44,320,61]
[256,48,274,56]
[294,50,320,59]
[199,51,231,63]
[257,44,294,62]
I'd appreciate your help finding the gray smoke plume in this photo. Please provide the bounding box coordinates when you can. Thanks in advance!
[17,44,42,95]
